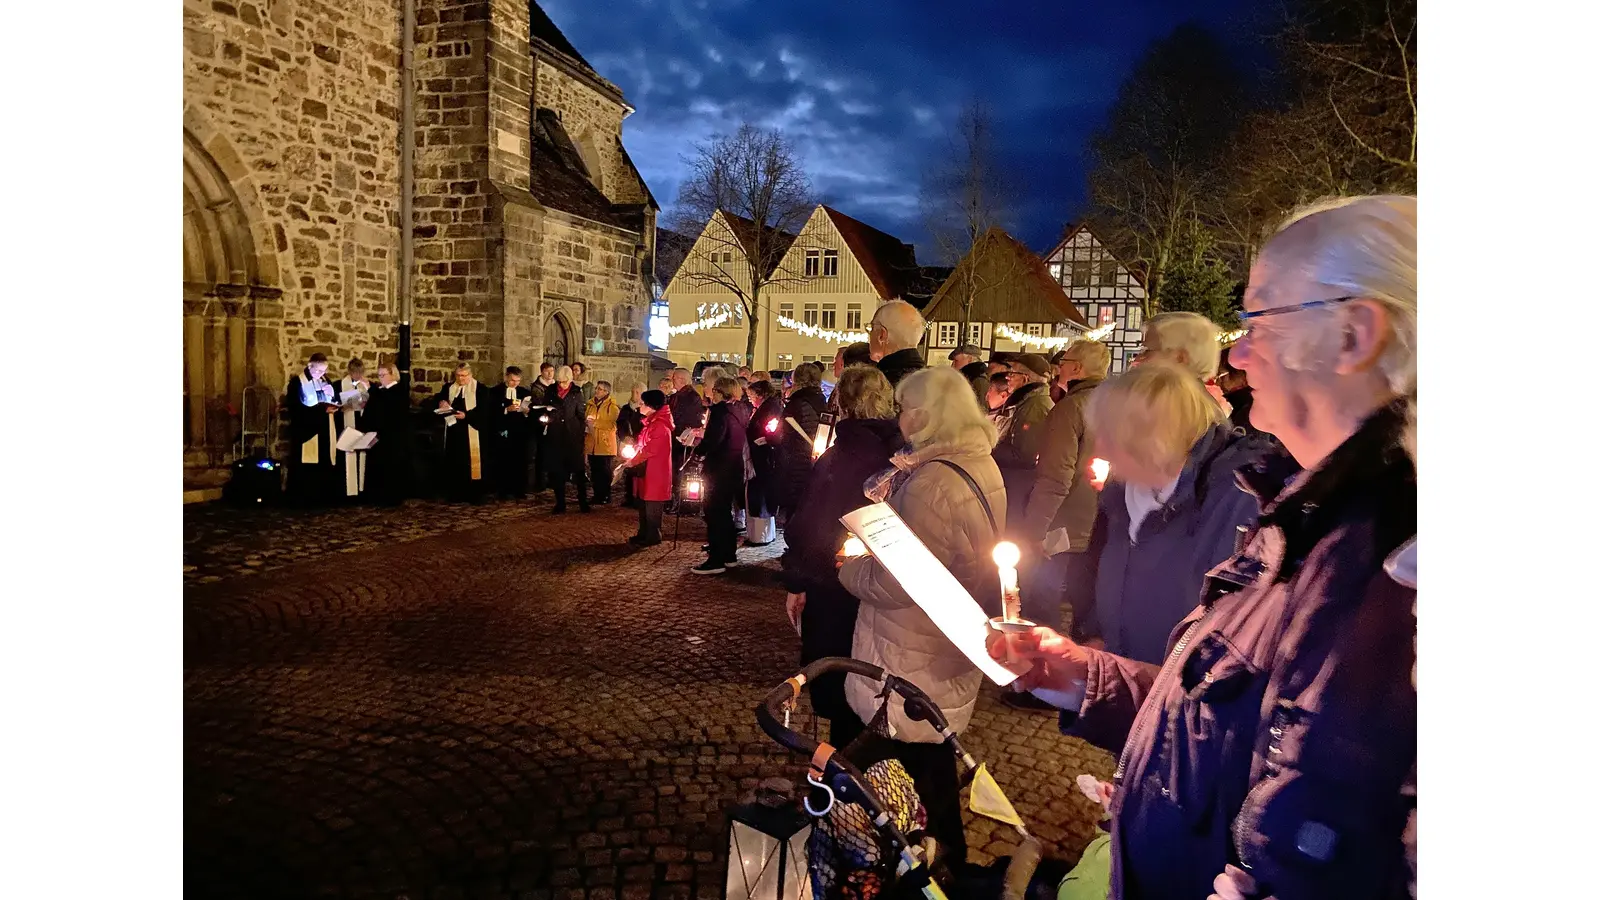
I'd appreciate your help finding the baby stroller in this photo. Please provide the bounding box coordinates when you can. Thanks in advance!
[753,657,1046,900]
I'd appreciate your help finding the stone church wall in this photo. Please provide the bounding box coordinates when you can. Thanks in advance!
[182,0,402,382]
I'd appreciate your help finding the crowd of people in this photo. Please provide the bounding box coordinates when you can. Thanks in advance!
[283,192,1418,900]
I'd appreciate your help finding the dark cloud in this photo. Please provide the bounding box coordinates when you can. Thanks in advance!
[541,0,1269,256]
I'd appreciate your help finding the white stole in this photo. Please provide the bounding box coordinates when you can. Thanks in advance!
[299,373,337,465]
[448,379,483,480]
[339,376,370,496]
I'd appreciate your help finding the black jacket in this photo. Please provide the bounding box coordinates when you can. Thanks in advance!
[779,417,904,595]
[875,347,926,387]
[542,383,588,465]
[778,385,827,508]
[697,400,748,492]
[617,403,646,442]
[668,385,704,437]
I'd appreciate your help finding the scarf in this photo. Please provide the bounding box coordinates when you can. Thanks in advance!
[339,376,369,496]
[447,378,482,480]
[298,370,337,465]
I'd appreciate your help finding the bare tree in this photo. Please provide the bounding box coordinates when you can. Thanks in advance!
[668,124,816,364]
[1086,23,1251,313]
[919,101,1021,336]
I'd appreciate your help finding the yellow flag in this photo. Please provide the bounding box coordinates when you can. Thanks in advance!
[968,763,1025,829]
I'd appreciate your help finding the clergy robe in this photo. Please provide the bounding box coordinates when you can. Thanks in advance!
[286,369,340,506]
[360,381,410,506]
[543,382,590,511]
[333,375,372,500]
[493,381,535,498]
[430,378,496,502]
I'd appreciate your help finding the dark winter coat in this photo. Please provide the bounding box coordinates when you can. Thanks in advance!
[990,381,1054,533]
[668,384,704,437]
[778,385,827,511]
[1069,424,1282,662]
[1065,400,1416,900]
[617,403,646,443]
[746,394,785,519]
[697,400,748,501]
[875,347,926,387]
[960,361,990,408]
[542,383,588,470]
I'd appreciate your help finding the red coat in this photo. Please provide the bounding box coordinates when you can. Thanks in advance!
[628,407,675,501]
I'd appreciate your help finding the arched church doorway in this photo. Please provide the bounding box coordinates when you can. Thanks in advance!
[183,127,280,483]
[542,311,572,368]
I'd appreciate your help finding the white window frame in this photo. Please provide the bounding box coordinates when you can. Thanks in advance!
[937,322,958,347]
[778,302,795,330]
[822,249,839,277]
[1048,262,1063,283]
[803,303,820,327]
[1026,323,1043,337]
[845,303,863,330]
[1125,305,1143,331]
[804,249,821,277]
[967,323,982,344]
[776,353,794,367]
[820,304,837,329]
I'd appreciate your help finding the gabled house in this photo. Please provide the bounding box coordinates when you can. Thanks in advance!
[1043,223,1150,373]
[662,205,920,370]
[919,227,1089,363]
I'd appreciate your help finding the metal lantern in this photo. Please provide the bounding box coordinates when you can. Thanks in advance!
[725,784,813,900]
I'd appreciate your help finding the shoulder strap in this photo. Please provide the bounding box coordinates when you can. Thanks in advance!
[927,458,999,537]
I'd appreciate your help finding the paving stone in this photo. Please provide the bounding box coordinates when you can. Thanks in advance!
[185,496,1112,899]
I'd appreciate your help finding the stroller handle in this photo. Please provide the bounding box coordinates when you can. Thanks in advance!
[756,657,953,756]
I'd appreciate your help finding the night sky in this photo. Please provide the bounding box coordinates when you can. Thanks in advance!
[541,0,1270,259]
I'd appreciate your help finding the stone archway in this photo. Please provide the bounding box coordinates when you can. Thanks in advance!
[542,311,573,367]
[183,122,282,483]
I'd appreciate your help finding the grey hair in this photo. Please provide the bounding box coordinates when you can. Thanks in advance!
[896,366,998,453]
[555,365,573,383]
[1143,312,1221,381]
[1265,194,1418,396]
[872,300,927,351]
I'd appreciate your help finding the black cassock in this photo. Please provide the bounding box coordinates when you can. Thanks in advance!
[492,382,535,498]
[430,380,496,502]
[542,383,590,510]
[286,370,340,505]
[360,382,411,506]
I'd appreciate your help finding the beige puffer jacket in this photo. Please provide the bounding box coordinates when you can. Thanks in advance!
[839,441,1007,743]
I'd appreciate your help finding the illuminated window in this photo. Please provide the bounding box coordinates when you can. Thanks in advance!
[846,304,862,330]
[778,303,794,329]
[822,249,839,277]
[1026,324,1043,337]
[937,322,958,346]
[968,323,982,343]
[1049,262,1063,283]
[820,305,836,328]
[1126,305,1143,331]
[776,353,793,367]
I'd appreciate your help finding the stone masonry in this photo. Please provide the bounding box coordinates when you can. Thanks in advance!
[182,0,658,483]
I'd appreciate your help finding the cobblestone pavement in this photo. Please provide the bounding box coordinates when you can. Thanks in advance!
[185,495,1116,900]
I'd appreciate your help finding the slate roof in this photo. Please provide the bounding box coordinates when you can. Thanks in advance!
[527,108,632,228]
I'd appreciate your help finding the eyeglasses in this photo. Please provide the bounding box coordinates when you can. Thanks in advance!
[1237,295,1360,322]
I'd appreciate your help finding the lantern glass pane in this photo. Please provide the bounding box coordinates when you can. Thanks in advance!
[728,821,784,900]
[785,827,813,900]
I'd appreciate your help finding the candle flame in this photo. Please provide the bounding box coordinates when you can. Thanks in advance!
[841,535,867,557]
[620,443,637,460]
[992,541,1021,570]
[685,478,702,499]
[765,418,779,433]
[1089,458,1110,488]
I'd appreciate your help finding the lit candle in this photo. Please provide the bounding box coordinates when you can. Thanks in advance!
[811,423,832,459]
[765,418,779,434]
[841,535,866,557]
[620,442,637,461]
[992,541,1022,622]
[685,477,703,500]
[1089,458,1110,490]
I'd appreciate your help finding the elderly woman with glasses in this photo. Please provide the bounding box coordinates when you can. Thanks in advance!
[992,195,1417,900]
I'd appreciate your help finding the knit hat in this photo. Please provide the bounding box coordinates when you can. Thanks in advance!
[642,389,667,409]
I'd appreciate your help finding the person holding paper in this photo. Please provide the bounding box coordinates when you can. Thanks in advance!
[778,365,900,733]
[623,389,673,546]
[666,367,701,509]
[742,379,784,546]
[431,362,495,503]
[987,194,1416,900]
[286,352,341,506]
[360,362,409,506]
[492,366,535,499]
[584,380,621,505]
[776,362,827,518]
[331,357,372,502]
[835,365,1009,870]
[542,365,590,513]
[531,362,557,494]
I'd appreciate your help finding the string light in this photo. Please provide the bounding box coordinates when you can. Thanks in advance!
[994,324,1092,350]
[776,314,868,345]
[1217,328,1246,345]
[667,309,732,337]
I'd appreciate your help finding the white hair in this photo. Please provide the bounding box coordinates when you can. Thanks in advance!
[872,300,926,352]
[1266,194,1418,396]
[555,365,573,383]
[896,366,998,453]
[1143,312,1221,381]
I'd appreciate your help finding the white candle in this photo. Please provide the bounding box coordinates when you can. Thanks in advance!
[992,541,1022,622]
